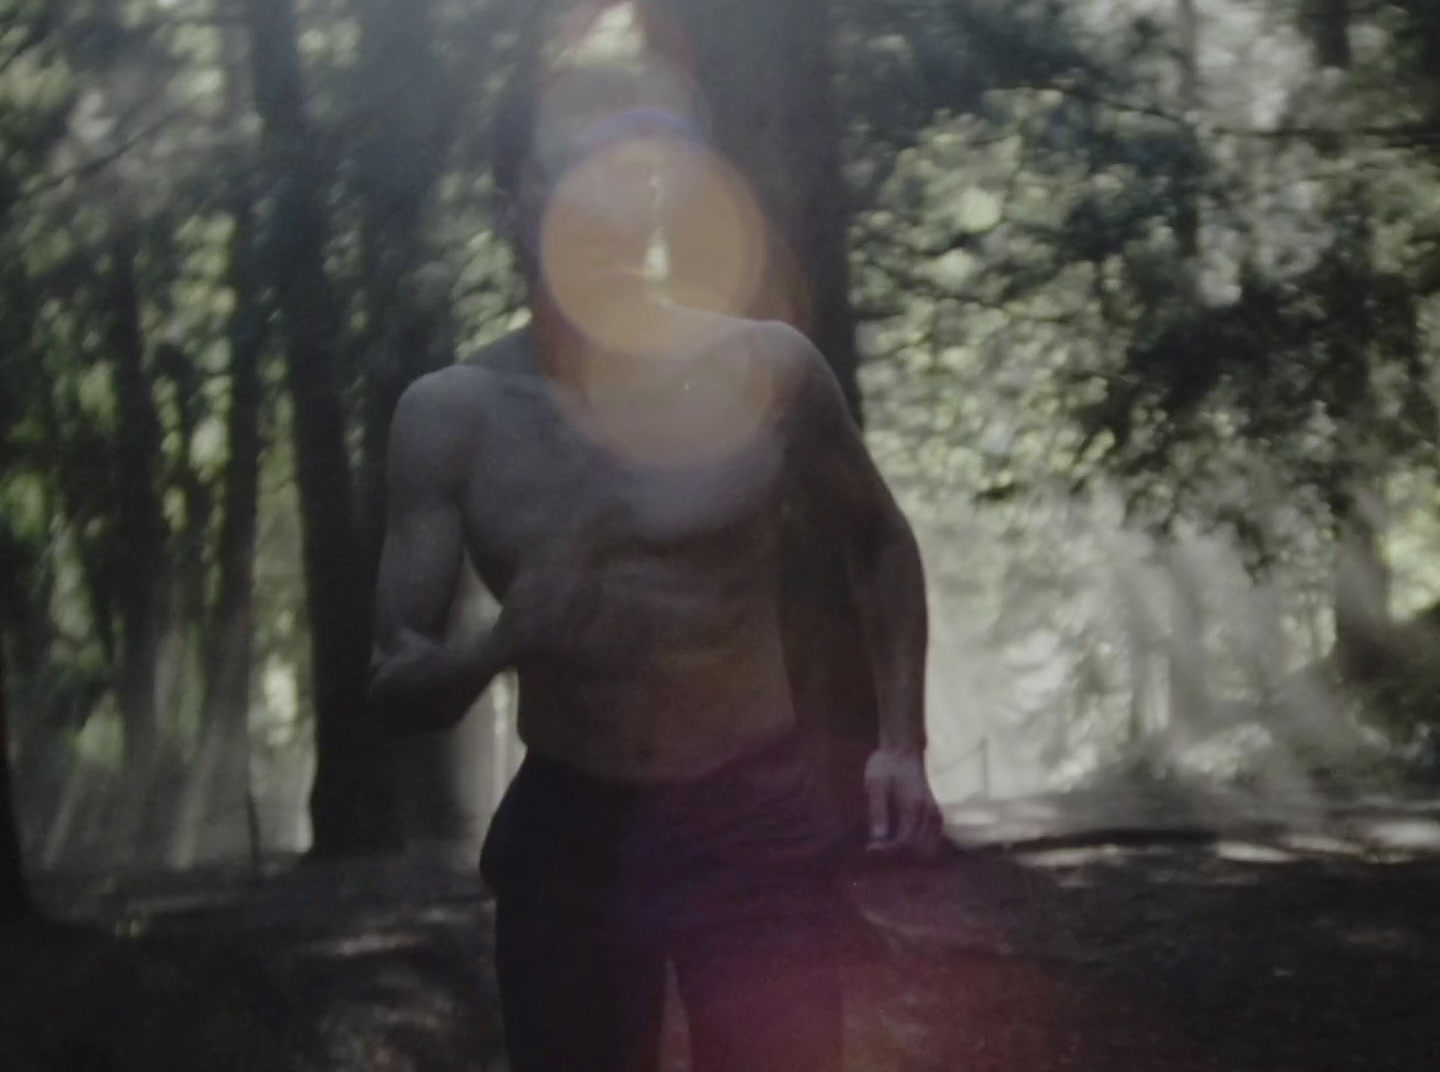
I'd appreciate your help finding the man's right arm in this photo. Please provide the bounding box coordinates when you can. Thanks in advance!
[367,375,512,735]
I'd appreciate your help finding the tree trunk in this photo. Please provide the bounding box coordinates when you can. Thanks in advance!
[0,636,33,922]
[1125,583,1155,749]
[354,0,452,551]
[171,33,268,865]
[394,716,492,858]
[154,341,212,814]
[1175,0,1201,271]
[1333,479,1390,679]
[395,563,496,856]
[1167,545,1211,733]
[1164,5,1210,738]
[105,230,169,857]
[350,0,472,848]
[1312,0,1352,70]
[648,0,860,412]
[1310,0,1391,682]
[155,341,213,657]
[243,0,393,855]
[649,0,873,831]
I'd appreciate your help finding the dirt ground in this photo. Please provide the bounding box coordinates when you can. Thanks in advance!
[4,817,1440,1071]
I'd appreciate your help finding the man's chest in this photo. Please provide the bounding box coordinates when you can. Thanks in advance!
[459,391,786,571]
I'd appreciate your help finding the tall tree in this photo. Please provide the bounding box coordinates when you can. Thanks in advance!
[104,228,170,851]
[243,0,393,854]
[171,25,269,866]
[348,0,495,850]
[1164,0,1211,738]
[1309,0,1391,682]
[648,0,860,411]
[353,0,453,550]
[648,0,875,827]
[0,635,33,922]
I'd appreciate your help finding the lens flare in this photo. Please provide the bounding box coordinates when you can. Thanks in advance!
[537,128,783,468]
[655,142,769,318]
[539,135,670,357]
[539,134,771,350]
[569,318,781,469]
[530,45,787,469]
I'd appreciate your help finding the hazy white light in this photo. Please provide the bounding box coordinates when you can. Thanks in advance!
[559,3,648,64]
[533,55,699,180]
[1216,840,1295,864]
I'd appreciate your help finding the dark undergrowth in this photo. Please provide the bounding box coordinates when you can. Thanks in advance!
[4,836,1440,1071]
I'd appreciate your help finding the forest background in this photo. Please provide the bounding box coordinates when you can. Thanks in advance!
[2,0,1439,911]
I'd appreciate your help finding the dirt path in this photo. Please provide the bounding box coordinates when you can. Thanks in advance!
[851,844,1440,1071]
[5,826,1440,1070]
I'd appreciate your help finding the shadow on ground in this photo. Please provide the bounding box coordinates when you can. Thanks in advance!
[851,843,1440,1071]
[5,809,1440,1071]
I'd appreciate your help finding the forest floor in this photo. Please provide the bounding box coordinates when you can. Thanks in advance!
[4,790,1440,1072]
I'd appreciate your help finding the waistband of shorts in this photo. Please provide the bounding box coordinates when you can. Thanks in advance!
[519,727,806,803]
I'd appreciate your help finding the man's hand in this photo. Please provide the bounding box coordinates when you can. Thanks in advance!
[865,747,945,858]
[369,625,435,691]
[368,623,503,735]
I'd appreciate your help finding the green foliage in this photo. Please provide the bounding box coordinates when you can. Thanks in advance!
[838,0,1440,790]
[3,0,1440,864]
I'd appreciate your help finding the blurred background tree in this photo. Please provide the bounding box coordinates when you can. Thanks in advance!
[2,0,1440,882]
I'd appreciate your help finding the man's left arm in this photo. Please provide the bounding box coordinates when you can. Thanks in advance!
[773,324,944,856]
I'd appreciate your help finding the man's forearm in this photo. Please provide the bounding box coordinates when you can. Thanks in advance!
[852,527,929,753]
[369,626,512,735]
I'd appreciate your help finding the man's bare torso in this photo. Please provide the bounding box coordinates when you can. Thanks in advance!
[437,318,799,781]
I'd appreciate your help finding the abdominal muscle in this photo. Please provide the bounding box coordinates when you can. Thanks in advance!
[513,597,797,783]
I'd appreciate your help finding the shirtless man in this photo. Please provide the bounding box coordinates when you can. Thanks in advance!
[367,64,940,1072]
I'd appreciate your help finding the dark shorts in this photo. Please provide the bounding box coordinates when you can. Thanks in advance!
[481,730,852,1072]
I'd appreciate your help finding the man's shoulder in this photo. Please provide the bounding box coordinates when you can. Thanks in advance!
[677,308,809,362]
[737,317,820,378]
[391,367,480,451]
[738,319,838,424]
[397,332,527,422]
[745,317,812,354]
[388,337,526,478]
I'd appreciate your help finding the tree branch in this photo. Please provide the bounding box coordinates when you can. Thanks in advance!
[1022,79,1440,149]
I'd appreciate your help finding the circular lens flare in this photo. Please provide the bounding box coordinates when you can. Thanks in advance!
[540,136,770,357]
[538,137,780,468]
[657,143,769,321]
[532,65,783,469]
